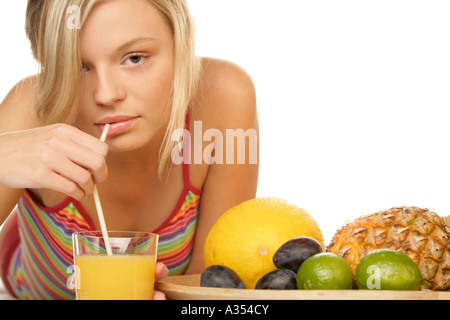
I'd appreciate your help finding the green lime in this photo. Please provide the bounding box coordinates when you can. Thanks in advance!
[355,249,422,290]
[296,253,354,290]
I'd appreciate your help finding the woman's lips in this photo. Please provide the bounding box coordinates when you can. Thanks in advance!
[97,116,139,136]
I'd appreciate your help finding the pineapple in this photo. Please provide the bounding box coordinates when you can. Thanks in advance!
[327,207,450,291]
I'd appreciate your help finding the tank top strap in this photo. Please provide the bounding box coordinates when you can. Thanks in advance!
[182,108,202,195]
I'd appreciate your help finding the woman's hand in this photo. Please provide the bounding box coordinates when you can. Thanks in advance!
[153,262,169,300]
[0,123,108,200]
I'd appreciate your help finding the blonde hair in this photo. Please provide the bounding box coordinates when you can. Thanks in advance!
[25,0,201,176]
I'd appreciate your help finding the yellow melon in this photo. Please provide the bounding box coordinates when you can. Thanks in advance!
[203,197,324,289]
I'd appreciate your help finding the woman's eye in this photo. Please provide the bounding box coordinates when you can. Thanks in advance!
[81,64,89,73]
[124,54,147,66]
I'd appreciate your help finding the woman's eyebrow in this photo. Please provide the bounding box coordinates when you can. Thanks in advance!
[116,36,159,52]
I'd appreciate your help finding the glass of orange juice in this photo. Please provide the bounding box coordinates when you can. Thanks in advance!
[72,231,158,300]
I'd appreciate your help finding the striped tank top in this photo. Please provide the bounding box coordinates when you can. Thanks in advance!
[1,116,202,300]
[4,168,200,300]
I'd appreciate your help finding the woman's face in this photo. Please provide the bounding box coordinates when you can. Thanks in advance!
[76,0,174,152]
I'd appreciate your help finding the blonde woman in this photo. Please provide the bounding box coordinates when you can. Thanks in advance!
[0,0,258,299]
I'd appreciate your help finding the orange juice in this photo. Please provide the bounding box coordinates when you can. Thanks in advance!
[75,254,156,300]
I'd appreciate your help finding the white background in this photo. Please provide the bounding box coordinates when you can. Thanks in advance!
[1,1,450,244]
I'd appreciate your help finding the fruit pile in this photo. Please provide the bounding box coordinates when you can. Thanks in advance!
[201,237,422,290]
[327,206,450,291]
[202,237,329,290]
[202,199,450,291]
[203,198,324,288]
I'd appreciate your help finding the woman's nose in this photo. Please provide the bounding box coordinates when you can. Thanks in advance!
[93,68,126,106]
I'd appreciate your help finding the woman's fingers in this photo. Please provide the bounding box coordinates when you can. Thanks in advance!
[43,171,86,201]
[49,158,96,200]
[153,290,166,300]
[45,125,109,184]
[153,263,169,300]
[0,124,109,200]
[155,262,169,282]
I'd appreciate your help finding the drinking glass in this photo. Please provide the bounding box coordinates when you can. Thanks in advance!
[73,231,158,300]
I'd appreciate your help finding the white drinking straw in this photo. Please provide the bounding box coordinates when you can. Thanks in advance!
[93,124,113,256]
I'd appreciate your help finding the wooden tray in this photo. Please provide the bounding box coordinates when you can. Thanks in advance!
[155,275,450,300]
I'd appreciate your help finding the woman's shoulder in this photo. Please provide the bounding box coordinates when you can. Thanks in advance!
[194,57,257,128]
[198,57,255,101]
[0,75,40,132]
[1,75,38,104]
